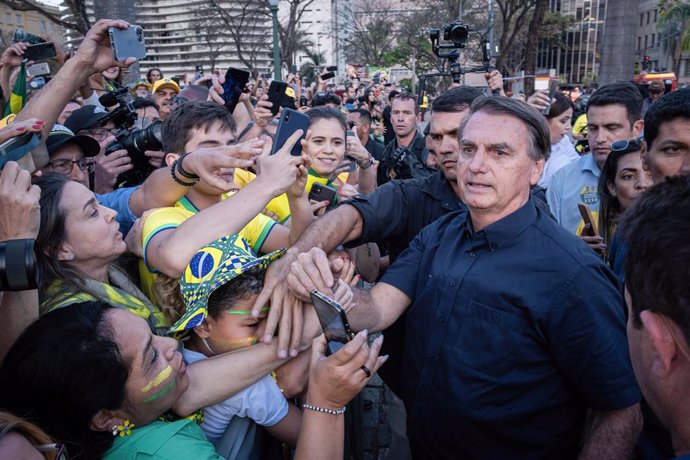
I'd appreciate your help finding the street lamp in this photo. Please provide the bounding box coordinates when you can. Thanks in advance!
[268,0,282,80]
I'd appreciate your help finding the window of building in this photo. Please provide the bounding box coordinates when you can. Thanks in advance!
[4,12,11,24]
[15,13,22,25]
[651,33,655,47]
[654,9,658,23]
[637,36,641,50]
[640,13,644,26]
[644,35,648,49]
[647,11,650,25]
[685,59,690,78]
[40,20,47,33]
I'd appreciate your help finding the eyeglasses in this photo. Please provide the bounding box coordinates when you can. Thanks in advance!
[81,127,118,142]
[35,442,67,460]
[611,135,644,154]
[46,158,95,174]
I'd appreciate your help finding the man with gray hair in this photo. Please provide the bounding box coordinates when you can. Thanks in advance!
[286,97,642,458]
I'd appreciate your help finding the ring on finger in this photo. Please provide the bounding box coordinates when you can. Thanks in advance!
[360,365,371,378]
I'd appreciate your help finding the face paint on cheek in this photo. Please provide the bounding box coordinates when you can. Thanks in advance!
[143,378,176,403]
[141,364,172,393]
[223,336,259,351]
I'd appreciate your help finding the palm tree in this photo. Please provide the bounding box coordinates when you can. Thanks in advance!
[658,0,690,75]
[299,48,326,86]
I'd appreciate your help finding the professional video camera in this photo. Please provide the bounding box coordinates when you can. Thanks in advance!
[388,146,433,181]
[99,86,163,188]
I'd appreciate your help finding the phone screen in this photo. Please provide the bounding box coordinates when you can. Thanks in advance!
[311,291,352,354]
[320,71,335,81]
[24,42,57,62]
[223,68,250,113]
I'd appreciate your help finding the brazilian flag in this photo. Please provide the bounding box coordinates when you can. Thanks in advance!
[3,60,27,117]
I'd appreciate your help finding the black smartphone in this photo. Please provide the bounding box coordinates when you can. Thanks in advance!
[320,71,335,81]
[222,68,250,113]
[299,95,308,107]
[326,65,338,72]
[109,26,146,62]
[24,42,56,62]
[13,29,45,45]
[266,80,288,116]
[310,290,355,355]
[542,80,559,116]
[308,183,337,204]
[271,108,309,156]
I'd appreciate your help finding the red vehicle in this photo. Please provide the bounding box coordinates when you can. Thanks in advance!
[634,72,678,92]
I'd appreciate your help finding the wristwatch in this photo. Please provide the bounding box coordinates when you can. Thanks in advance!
[357,156,374,169]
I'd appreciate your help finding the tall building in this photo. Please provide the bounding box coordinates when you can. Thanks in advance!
[537,0,607,83]
[61,0,273,78]
[0,3,64,47]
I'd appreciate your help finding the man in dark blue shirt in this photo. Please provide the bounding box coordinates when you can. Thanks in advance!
[286,97,642,458]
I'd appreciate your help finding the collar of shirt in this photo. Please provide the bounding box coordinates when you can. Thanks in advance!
[581,153,600,176]
[462,199,537,252]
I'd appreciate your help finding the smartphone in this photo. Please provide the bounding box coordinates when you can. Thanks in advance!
[308,183,337,204]
[0,132,48,173]
[271,108,309,156]
[578,203,598,237]
[13,29,45,45]
[24,42,56,62]
[29,76,46,90]
[320,71,335,81]
[109,26,146,62]
[310,290,355,355]
[222,67,250,113]
[266,80,288,116]
[326,65,338,72]
[27,62,50,78]
[299,95,308,107]
[542,80,559,116]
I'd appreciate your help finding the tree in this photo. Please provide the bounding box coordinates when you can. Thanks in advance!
[92,0,139,85]
[658,0,690,75]
[192,7,232,71]
[0,0,90,35]
[204,0,272,78]
[494,0,535,74]
[522,0,548,94]
[299,48,326,86]
[279,0,317,73]
[345,0,398,67]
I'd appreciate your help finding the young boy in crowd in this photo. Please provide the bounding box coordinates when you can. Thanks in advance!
[164,235,302,447]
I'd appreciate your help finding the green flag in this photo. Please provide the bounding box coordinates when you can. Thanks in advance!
[3,60,27,117]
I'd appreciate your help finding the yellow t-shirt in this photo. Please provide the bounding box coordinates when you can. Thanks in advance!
[233,169,345,223]
[139,197,277,301]
[572,114,588,137]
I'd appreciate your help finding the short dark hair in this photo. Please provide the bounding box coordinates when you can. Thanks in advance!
[207,266,265,320]
[391,92,419,114]
[459,96,551,161]
[349,108,372,124]
[0,301,128,459]
[132,97,159,111]
[546,92,575,119]
[306,106,347,135]
[162,101,236,153]
[587,82,643,126]
[388,89,400,102]
[621,175,690,346]
[311,92,342,108]
[431,86,484,113]
[643,88,690,150]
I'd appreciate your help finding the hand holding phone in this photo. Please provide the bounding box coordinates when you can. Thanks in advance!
[266,80,288,116]
[24,42,56,62]
[271,108,309,156]
[311,290,356,355]
[222,68,250,113]
[320,71,335,81]
[109,26,146,62]
[578,203,598,237]
[308,183,337,204]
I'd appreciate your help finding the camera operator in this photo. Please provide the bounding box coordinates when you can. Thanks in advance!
[378,92,430,186]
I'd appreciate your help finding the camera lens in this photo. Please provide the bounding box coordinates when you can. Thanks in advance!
[449,24,468,45]
[0,239,39,292]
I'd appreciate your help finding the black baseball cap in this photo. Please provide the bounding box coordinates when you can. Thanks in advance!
[64,105,110,133]
[46,124,100,157]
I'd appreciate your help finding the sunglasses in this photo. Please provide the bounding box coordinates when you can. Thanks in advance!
[610,135,644,154]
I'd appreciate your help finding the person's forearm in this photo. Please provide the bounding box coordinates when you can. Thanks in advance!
[15,58,91,135]
[578,404,642,460]
[232,100,252,136]
[174,341,286,416]
[240,122,266,142]
[0,67,12,103]
[153,179,280,277]
[286,193,314,245]
[129,166,187,217]
[0,289,38,362]
[295,409,344,460]
[274,350,311,398]
[348,288,387,333]
[288,204,363,257]
[357,165,376,194]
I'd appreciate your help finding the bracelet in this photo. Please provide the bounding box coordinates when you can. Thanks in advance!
[176,153,200,180]
[302,403,346,415]
[358,157,374,170]
[170,160,198,187]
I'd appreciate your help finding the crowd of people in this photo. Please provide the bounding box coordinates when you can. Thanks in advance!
[0,19,689,460]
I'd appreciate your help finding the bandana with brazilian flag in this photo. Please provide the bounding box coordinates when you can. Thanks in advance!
[3,60,27,117]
